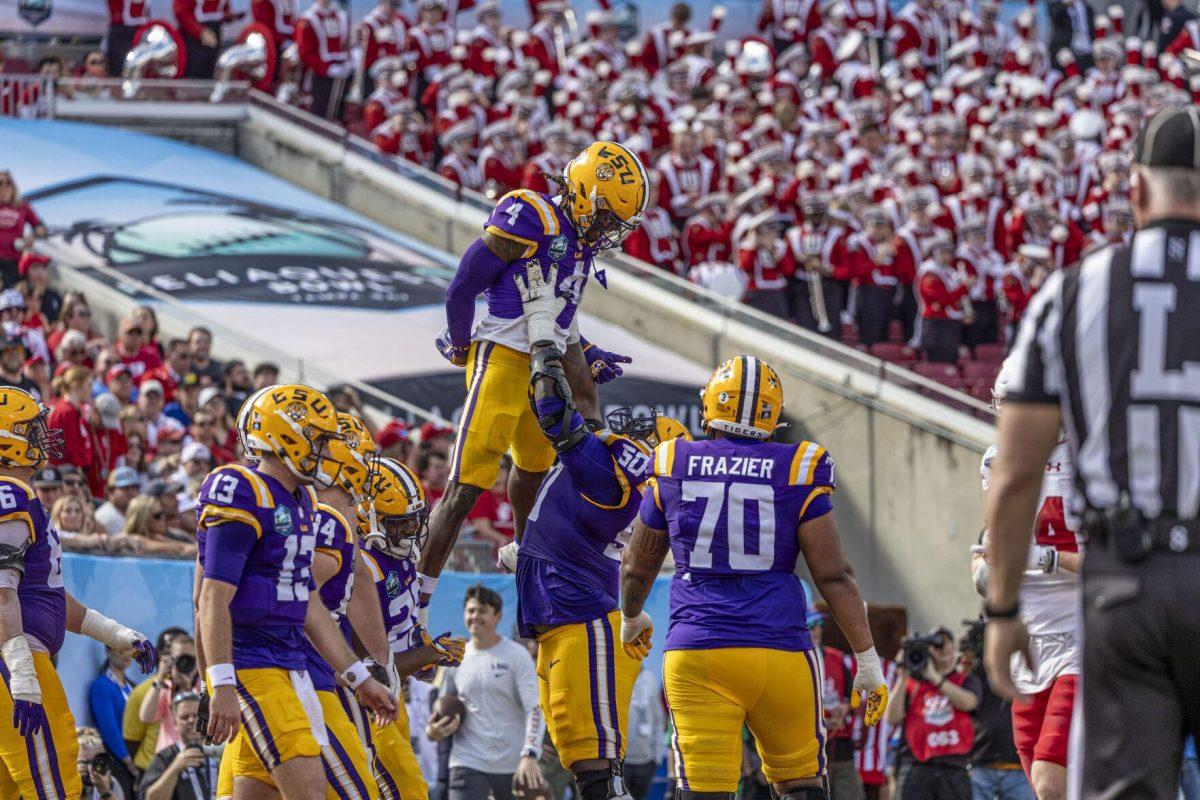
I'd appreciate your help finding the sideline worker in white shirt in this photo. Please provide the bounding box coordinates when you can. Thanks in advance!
[428,584,546,800]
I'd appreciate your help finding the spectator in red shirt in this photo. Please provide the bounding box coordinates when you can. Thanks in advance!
[0,171,45,289]
[142,337,191,405]
[198,387,238,460]
[47,294,100,358]
[138,379,185,448]
[738,211,794,320]
[418,449,449,509]
[105,364,136,406]
[189,407,235,466]
[467,456,514,548]
[17,252,62,324]
[48,365,102,499]
[114,316,163,381]
[93,392,128,483]
[376,419,413,465]
[417,421,455,458]
[131,305,164,359]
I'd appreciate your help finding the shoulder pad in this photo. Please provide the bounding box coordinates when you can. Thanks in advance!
[486,190,562,252]
[788,441,835,488]
[200,465,272,509]
[606,436,654,483]
[314,503,352,550]
[0,537,32,576]
[652,438,681,478]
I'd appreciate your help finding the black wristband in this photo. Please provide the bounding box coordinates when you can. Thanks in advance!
[984,600,1021,619]
[936,675,947,689]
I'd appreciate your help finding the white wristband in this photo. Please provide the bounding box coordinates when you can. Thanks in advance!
[342,660,370,690]
[207,664,236,687]
[417,573,438,596]
[1,635,40,702]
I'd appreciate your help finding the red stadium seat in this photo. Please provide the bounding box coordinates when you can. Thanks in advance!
[961,361,1001,383]
[870,342,918,364]
[973,343,1008,363]
[888,320,905,342]
[969,384,996,404]
[912,362,960,383]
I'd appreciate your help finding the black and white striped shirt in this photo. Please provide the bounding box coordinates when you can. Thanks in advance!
[1006,219,1200,521]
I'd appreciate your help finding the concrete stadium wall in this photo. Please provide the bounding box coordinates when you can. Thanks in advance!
[234,106,993,629]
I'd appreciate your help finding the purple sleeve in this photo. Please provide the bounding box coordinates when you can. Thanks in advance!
[638,486,668,530]
[203,521,258,586]
[445,237,512,345]
[800,492,833,523]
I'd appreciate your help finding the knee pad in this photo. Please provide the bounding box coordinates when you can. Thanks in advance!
[675,791,736,800]
[575,762,633,800]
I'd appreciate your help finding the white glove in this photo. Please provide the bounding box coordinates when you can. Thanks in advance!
[385,657,402,700]
[620,612,653,661]
[514,262,567,346]
[328,61,354,80]
[851,647,889,727]
[1025,544,1059,574]
[497,541,519,574]
[1,636,40,703]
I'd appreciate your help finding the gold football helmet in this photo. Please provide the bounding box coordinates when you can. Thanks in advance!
[562,141,648,250]
[328,413,379,500]
[0,388,63,468]
[700,356,785,440]
[238,384,343,487]
[357,457,428,559]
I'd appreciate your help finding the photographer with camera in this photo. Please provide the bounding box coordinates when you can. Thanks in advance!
[140,692,216,800]
[959,620,1034,800]
[886,627,982,800]
[137,635,201,753]
[78,726,126,800]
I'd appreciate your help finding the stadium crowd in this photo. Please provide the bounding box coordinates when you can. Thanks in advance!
[0,230,512,561]
[55,0,1198,395]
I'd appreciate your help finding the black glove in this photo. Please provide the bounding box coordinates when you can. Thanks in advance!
[195,691,211,742]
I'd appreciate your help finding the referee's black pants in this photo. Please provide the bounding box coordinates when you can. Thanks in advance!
[1079,543,1200,799]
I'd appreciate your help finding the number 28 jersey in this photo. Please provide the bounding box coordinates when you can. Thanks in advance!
[639,437,836,652]
[0,478,65,655]
[196,465,318,670]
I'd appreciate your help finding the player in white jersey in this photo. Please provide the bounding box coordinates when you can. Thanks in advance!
[971,363,1082,800]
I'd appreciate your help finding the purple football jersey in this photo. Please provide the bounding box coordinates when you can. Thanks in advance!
[517,431,651,638]
[304,503,357,692]
[0,479,65,655]
[639,438,835,652]
[474,189,594,352]
[359,548,420,653]
[196,465,318,670]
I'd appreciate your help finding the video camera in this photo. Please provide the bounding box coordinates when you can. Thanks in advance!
[959,617,986,655]
[900,634,939,675]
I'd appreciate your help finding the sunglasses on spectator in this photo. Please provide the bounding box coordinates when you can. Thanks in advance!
[63,478,84,487]
[86,58,105,67]
[125,327,144,336]
[194,420,212,428]
[151,511,164,519]
[75,309,92,318]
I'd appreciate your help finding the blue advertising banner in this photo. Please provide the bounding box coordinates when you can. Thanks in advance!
[60,554,754,727]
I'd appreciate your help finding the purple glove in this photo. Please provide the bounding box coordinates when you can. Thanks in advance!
[12,700,46,738]
[435,328,471,367]
[132,639,157,675]
[583,342,632,384]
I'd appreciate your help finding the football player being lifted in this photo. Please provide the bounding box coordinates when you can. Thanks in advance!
[196,385,395,800]
[495,262,690,800]
[0,387,155,799]
[971,362,1082,800]
[422,141,649,606]
[354,458,465,800]
[620,357,889,800]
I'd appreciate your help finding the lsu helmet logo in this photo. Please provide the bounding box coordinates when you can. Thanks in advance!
[285,401,308,421]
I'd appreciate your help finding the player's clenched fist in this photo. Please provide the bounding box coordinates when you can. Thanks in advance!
[621,611,654,661]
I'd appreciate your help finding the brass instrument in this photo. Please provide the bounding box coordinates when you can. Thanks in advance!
[800,237,833,334]
[956,262,976,325]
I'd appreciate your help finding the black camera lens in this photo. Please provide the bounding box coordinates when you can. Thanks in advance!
[91,753,113,774]
[175,654,197,674]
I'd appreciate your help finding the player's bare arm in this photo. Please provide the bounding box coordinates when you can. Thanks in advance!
[798,512,889,725]
[198,577,239,744]
[346,549,392,667]
[303,592,398,724]
[619,518,669,660]
[482,228,530,262]
[984,401,1062,702]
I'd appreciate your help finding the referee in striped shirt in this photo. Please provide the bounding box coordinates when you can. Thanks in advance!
[984,106,1200,799]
